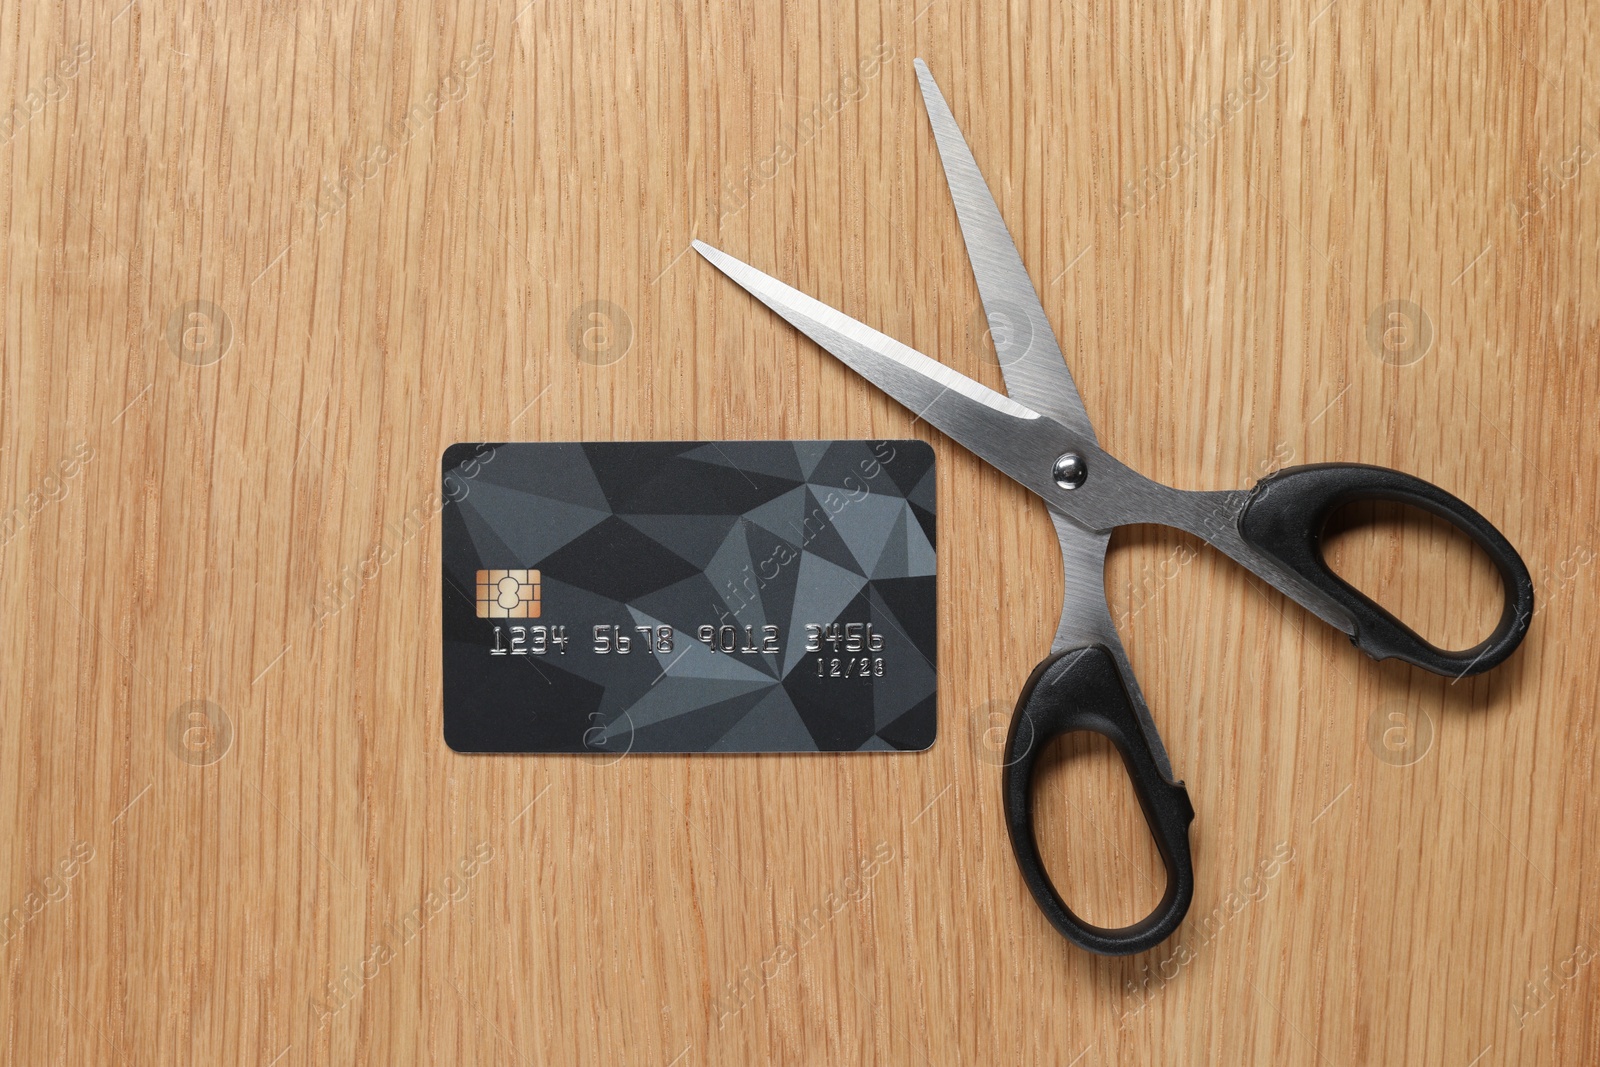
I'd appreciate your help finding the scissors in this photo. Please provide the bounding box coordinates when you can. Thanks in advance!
[693,60,1534,956]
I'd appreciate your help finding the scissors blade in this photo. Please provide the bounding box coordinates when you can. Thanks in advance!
[694,240,1071,496]
[914,59,1097,444]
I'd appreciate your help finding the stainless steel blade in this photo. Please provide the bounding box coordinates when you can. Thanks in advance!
[692,241,1360,639]
[914,59,1097,443]
[693,240,1067,488]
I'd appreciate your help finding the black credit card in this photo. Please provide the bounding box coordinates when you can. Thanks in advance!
[441,441,937,753]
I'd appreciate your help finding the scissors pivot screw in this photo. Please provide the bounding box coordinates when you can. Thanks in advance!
[1052,452,1088,490]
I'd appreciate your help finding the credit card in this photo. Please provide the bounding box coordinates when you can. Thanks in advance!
[441,441,937,753]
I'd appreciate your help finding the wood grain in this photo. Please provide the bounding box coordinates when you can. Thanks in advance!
[3,0,1597,1062]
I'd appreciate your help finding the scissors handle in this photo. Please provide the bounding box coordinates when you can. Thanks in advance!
[1002,646,1195,956]
[1237,463,1534,676]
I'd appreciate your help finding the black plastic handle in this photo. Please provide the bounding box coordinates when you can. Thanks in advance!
[1237,463,1534,677]
[1002,646,1195,956]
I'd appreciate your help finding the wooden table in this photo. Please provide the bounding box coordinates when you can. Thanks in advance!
[4,1,1595,1062]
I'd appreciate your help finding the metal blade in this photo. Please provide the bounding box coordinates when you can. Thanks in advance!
[694,241,1080,497]
[914,59,1097,444]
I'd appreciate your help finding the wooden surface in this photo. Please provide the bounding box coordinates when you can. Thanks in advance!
[3,0,1597,1062]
